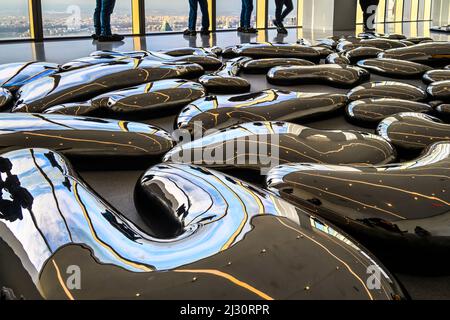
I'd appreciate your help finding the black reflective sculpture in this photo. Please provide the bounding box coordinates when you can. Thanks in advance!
[423,69,450,84]
[198,57,251,94]
[266,142,450,272]
[357,58,432,78]
[226,43,321,61]
[0,148,404,299]
[0,87,12,109]
[164,121,396,172]
[379,42,450,67]
[160,47,221,57]
[435,104,450,122]
[267,64,370,88]
[0,113,174,167]
[347,81,427,101]
[0,61,60,92]
[176,90,348,133]
[405,37,433,44]
[241,58,314,74]
[336,39,406,52]
[325,53,350,65]
[342,47,384,64]
[377,112,450,151]
[311,46,334,58]
[14,59,204,113]
[427,80,450,101]
[346,98,432,127]
[43,79,206,116]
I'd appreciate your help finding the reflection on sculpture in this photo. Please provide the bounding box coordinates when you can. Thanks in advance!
[0,113,174,167]
[176,90,348,133]
[346,98,432,127]
[0,87,13,110]
[267,64,370,88]
[379,42,450,67]
[0,61,60,92]
[0,148,404,299]
[423,70,450,84]
[224,43,321,61]
[377,112,450,151]
[14,59,204,113]
[427,80,450,101]
[266,142,450,272]
[347,81,427,101]
[357,58,432,78]
[241,58,314,74]
[199,57,251,94]
[343,47,384,64]
[43,79,206,117]
[164,121,396,172]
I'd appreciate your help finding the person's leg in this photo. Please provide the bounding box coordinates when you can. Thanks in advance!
[188,0,198,30]
[100,0,116,36]
[93,0,102,35]
[275,0,284,24]
[199,0,210,30]
[245,0,253,28]
[360,0,379,32]
[240,0,246,28]
[280,0,294,22]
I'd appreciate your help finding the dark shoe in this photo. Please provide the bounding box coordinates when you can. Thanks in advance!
[237,26,244,32]
[200,28,210,36]
[272,19,281,28]
[183,29,197,36]
[243,27,258,34]
[91,34,100,40]
[277,26,288,34]
[98,34,124,42]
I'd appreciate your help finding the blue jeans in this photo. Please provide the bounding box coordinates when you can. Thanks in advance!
[240,0,254,28]
[275,0,293,24]
[188,0,210,30]
[94,0,116,36]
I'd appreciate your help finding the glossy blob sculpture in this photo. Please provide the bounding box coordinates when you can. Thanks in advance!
[0,87,13,110]
[356,58,432,78]
[346,99,432,127]
[423,69,450,84]
[0,148,404,299]
[164,121,396,173]
[43,79,206,116]
[379,42,450,67]
[377,112,450,151]
[13,59,204,113]
[267,64,370,88]
[0,61,60,92]
[198,57,251,94]
[0,113,174,168]
[343,47,384,64]
[266,142,450,272]
[325,53,350,65]
[176,90,348,133]
[241,58,314,74]
[347,81,427,101]
[427,80,450,101]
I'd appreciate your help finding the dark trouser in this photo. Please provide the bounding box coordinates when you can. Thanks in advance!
[240,0,254,28]
[275,0,294,24]
[360,0,380,31]
[94,0,116,36]
[188,0,210,30]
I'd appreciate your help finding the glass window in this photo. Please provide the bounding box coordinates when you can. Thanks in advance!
[41,0,132,38]
[145,0,193,32]
[217,0,256,30]
[268,0,298,27]
[0,0,30,39]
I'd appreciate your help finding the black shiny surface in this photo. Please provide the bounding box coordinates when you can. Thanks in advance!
[436,104,450,121]
[377,112,450,150]
[230,43,321,61]
[0,149,404,299]
[13,59,204,113]
[0,113,174,166]
[199,57,251,94]
[176,90,348,132]
[343,47,384,64]
[427,80,450,101]
[164,121,396,172]
[347,81,428,101]
[325,53,350,65]
[357,58,432,78]
[336,38,407,52]
[0,61,60,92]
[423,69,450,84]
[0,87,12,109]
[346,98,432,127]
[379,42,450,67]
[266,142,450,272]
[44,79,206,116]
[267,64,370,88]
[241,58,314,74]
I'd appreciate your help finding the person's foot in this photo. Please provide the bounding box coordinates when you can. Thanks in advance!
[91,34,100,40]
[98,34,124,42]
[200,28,210,36]
[243,27,258,34]
[237,26,244,32]
[183,29,197,36]
[277,26,288,34]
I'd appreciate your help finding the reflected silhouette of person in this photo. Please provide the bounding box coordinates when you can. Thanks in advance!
[359,0,380,33]
[273,0,294,34]
[184,0,211,36]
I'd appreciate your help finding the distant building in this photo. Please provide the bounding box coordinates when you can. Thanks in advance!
[161,20,173,32]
